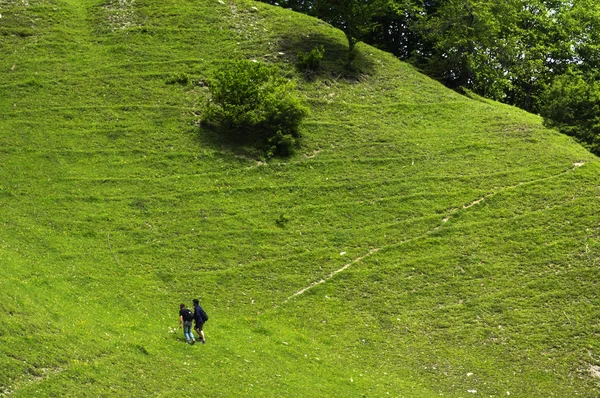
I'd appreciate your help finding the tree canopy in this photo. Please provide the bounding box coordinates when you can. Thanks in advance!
[261,0,600,154]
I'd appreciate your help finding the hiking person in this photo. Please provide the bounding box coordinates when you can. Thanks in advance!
[193,298,208,344]
[179,303,195,345]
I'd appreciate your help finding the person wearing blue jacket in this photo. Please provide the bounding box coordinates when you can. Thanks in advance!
[193,298,208,344]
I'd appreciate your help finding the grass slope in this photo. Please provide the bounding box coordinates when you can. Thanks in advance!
[1,0,599,396]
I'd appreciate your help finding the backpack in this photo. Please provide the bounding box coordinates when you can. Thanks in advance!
[195,306,208,322]
[200,308,209,322]
[182,308,194,322]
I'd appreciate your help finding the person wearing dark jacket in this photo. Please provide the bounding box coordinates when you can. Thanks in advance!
[179,303,195,344]
[193,298,208,344]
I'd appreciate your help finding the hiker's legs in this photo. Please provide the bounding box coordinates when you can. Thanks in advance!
[183,323,194,343]
[183,324,189,341]
[195,324,205,342]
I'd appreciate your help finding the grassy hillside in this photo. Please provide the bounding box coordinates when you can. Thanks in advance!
[1,0,599,396]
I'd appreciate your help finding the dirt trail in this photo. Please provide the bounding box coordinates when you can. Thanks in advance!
[285,248,380,301]
[285,162,586,302]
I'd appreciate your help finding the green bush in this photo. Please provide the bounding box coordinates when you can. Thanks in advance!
[203,60,308,157]
[297,45,325,71]
[539,71,600,155]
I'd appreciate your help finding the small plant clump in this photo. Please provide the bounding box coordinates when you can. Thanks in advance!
[297,45,324,71]
[202,59,308,157]
[165,72,190,85]
[275,213,290,227]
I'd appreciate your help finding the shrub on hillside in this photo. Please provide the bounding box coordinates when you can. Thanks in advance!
[202,60,308,157]
[539,71,600,155]
[297,45,325,71]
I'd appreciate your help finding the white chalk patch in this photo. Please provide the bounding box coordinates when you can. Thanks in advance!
[589,364,600,378]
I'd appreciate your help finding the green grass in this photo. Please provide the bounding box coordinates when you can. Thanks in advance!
[1,0,600,396]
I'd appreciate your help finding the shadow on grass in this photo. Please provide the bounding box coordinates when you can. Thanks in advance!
[277,33,376,81]
[194,123,283,163]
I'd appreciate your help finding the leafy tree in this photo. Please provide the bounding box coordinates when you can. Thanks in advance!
[560,0,600,74]
[202,60,308,157]
[407,0,600,112]
[312,0,390,68]
[259,0,390,68]
[503,0,581,111]
[364,0,425,59]
[539,71,600,155]
[414,0,520,99]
